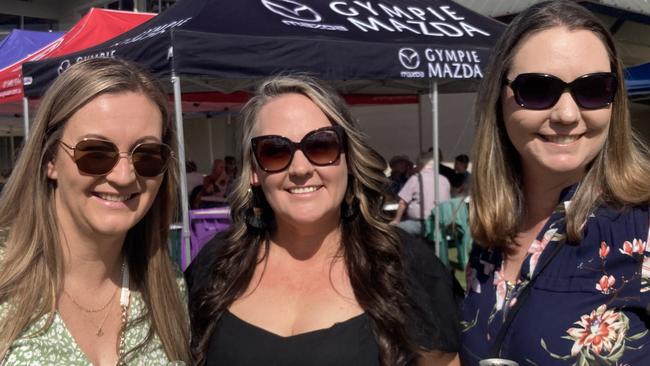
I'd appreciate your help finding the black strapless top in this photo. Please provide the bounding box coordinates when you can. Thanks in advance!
[206,310,379,366]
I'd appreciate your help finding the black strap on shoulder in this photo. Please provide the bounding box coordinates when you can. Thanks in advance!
[489,240,565,358]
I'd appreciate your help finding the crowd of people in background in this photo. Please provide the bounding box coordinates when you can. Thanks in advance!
[187,156,240,209]
[387,149,472,237]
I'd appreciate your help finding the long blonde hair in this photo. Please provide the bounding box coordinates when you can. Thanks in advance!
[470,0,650,249]
[0,58,191,363]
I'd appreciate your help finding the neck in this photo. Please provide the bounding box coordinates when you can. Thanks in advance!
[520,166,580,228]
[59,229,125,289]
[271,218,343,262]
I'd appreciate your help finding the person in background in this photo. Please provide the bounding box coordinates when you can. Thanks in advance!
[451,154,471,197]
[206,158,229,197]
[461,1,650,364]
[437,148,456,185]
[387,155,413,199]
[186,160,204,194]
[187,75,460,366]
[195,158,229,208]
[0,58,190,365]
[224,155,238,179]
[389,151,451,237]
[224,155,238,197]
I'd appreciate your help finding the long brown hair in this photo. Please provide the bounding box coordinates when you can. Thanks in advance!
[191,75,418,365]
[470,0,650,249]
[0,58,191,363]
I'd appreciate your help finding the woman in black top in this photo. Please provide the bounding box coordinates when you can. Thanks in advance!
[187,75,460,365]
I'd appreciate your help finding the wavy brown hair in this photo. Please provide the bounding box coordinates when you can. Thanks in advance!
[191,75,419,365]
[470,0,650,249]
[0,58,191,363]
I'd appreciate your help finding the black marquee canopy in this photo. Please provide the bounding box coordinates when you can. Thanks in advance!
[23,0,504,96]
[21,0,505,267]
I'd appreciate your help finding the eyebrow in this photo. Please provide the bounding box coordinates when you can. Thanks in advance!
[75,134,163,146]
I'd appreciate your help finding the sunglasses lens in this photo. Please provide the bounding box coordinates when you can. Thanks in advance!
[512,74,563,110]
[132,143,172,177]
[303,130,342,166]
[73,140,118,175]
[572,74,617,109]
[254,137,292,172]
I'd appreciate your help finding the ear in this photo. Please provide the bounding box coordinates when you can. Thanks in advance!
[46,159,58,180]
[250,166,260,187]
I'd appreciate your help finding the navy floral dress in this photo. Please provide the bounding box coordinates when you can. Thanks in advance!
[461,185,650,365]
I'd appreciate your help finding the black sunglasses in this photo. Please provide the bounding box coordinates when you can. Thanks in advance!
[251,126,345,173]
[504,72,617,110]
[58,138,173,178]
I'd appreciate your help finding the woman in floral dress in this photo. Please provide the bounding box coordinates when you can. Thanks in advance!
[461,1,650,365]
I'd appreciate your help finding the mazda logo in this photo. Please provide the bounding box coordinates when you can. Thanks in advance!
[261,0,321,23]
[398,48,420,70]
[57,59,71,75]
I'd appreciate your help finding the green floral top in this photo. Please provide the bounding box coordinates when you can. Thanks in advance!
[1,272,187,366]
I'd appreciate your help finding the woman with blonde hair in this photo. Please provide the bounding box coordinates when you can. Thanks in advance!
[461,1,650,364]
[188,74,461,365]
[0,58,190,365]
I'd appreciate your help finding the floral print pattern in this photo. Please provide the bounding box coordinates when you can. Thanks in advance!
[541,305,648,366]
[566,305,626,358]
[529,228,558,276]
[461,185,650,366]
[1,276,187,365]
[595,275,616,294]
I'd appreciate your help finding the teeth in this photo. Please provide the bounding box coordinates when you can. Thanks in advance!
[97,193,132,202]
[544,135,580,144]
[288,186,319,194]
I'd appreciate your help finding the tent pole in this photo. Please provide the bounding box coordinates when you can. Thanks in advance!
[22,96,29,139]
[431,80,440,259]
[417,94,424,156]
[172,73,191,269]
[208,115,214,164]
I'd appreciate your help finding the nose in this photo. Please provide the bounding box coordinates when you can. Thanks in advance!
[550,91,580,125]
[287,149,314,178]
[105,153,137,185]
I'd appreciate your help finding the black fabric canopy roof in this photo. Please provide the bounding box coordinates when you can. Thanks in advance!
[22,0,505,96]
[21,0,505,268]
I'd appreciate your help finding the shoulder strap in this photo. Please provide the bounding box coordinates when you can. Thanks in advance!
[489,240,565,358]
[449,198,464,224]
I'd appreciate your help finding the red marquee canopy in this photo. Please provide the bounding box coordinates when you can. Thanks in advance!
[0,8,155,105]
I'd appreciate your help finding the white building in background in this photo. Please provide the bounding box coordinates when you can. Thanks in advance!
[0,0,648,173]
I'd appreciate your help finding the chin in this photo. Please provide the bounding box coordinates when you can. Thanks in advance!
[542,160,588,176]
[282,210,341,227]
[90,216,143,237]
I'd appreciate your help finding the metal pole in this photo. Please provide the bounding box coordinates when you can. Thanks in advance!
[172,73,191,269]
[208,115,214,163]
[417,94,424,157]
[22,97,29,140]
[9,132,14,163]
[431,80,441,259]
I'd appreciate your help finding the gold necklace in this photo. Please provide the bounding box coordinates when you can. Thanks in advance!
[91,299,113,336]
[63,284,118,313]
[63,261,126,337]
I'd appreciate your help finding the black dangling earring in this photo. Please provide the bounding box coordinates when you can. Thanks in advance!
[245,187,267,229]
[341,188,358,220]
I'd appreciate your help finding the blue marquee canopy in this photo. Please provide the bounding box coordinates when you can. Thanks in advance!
[0,29,63,70]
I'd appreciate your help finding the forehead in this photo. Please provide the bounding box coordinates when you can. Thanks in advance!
[509,26,611,79]
[253,93,333,141]
[63,91,163,143]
